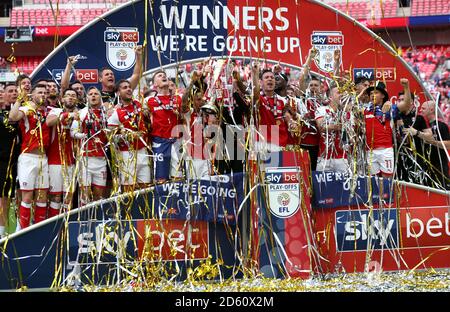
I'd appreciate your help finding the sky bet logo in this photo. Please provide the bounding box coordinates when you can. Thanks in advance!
[51,68,98,84]
[353,67,396,82]
[400,207,450,248]
[104,29,139,42]
[311,33,344,45]
[265,171,299,184]
[335,209,398,252]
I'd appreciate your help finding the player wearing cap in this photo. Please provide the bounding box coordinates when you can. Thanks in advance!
[363,82,395,177]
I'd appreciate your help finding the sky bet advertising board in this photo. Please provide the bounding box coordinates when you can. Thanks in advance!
[32,0,429,99]
[257,151,314,279]
[334,206,450,252]
[313,192,450,272]
[0,174,245,289]
[66,174,244,282]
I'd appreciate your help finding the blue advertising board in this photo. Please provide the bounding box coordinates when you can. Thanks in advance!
[0,174,245,289]
[409,14,450,27]
[335,209,399,252]
[311,171,393,209]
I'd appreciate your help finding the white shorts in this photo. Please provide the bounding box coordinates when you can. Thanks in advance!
[185,158,209,180]
[49,164,75,194]
[118,149,151,185]
[317,157,349,173]
[18,153,49,191]
[254,141,283,154]
[253,141,283,167]
[78,157,107,188]
[170,138,184,178]
[367,147,394,175]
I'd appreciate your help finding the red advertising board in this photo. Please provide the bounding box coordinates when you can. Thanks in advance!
[313,185,450,273]
[359,17,409,29]
[136,219,209,261]
[34,26,81,37]
[254,151,314,279]
[75,69,98,83]
[400,206,450,249]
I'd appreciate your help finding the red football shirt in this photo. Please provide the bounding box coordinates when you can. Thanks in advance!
[18,106,50,154]
[147,94,182,139]
[47,108,75,165]
[185,109,206,160]
[364,108,393,149]
[107,100,149,151]
[258,94,289,147]
[75,107,108,157]
[315,105,345,159]
[300,99,320,146]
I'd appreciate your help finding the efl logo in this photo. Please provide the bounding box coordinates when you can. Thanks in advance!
[51,68,98,84]
[400,207,450,248]
[104,27,138,71]
[265,167,302,219]
[353,67,396,81]
[104,30,139,42]
[311,34,344,45]
[335,209,399,251]
[311,31,344,73]
[136,219,209,262]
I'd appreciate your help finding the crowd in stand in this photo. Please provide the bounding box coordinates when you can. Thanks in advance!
[0,46,449,238]
[402,45,450,123]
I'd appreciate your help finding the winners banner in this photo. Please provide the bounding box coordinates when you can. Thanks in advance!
[32,0,429,100]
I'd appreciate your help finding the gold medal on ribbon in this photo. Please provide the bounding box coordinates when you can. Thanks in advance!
[30,129,36,135]
[276,120,281,126]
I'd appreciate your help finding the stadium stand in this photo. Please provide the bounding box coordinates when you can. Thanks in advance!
[8,56,45,75]
[326,0,449,18]
[32,0,129,4]
[10,0,129,27]
[401,44,450,121]
[411,0,450,16]
[10,8,110,26]
[327,0,400,19]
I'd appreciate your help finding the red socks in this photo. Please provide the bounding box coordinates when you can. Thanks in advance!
[34,202,48,224]
[19,201,32,229]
